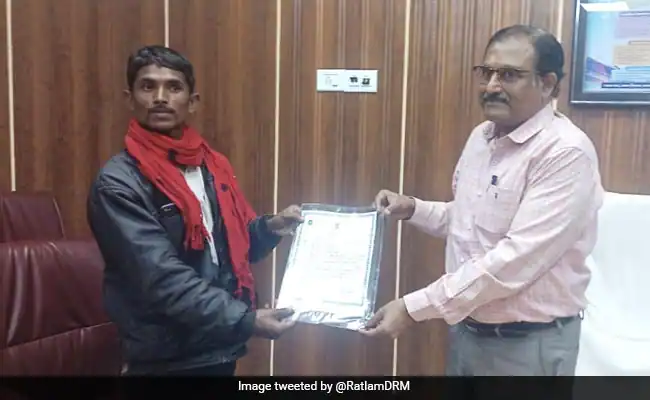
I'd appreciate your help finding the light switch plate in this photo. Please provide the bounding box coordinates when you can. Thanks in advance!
[343,69,378,93]
[316,69,345,92]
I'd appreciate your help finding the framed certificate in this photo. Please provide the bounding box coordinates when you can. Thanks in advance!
[276,203,385,330]
[570,0,650,106]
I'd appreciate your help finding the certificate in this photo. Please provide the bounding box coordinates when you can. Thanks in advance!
[276,203,385,330]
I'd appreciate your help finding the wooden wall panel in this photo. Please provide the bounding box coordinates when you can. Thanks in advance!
[169,0,278,376]
[0,4,9,192]
[12,0,165,238]
[397,0,563,375]
[274,0,406,376]
[558,0,650,195]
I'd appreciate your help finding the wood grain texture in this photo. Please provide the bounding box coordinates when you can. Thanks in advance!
[169,0,278,376]
[12,0,164,237]
[558,0,650,195]
[0,4,9,192]
[397,0,562,375]
[274,0,406,376]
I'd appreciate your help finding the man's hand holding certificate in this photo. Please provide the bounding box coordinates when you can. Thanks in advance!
[253,307,297,339]
[359,190,417,338]
[275,203,385,330]
[274,197,422,338]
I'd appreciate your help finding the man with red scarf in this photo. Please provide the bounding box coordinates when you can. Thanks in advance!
[87,45,301,376]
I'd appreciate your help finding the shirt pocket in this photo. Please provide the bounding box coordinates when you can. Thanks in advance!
[474,186,521,235]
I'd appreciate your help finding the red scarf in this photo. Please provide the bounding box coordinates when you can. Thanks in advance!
[124,119,257,308]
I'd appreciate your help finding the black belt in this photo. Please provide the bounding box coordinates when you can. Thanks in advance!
[462,315,579,338]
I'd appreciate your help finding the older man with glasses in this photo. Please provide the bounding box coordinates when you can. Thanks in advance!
[362,24,603,378]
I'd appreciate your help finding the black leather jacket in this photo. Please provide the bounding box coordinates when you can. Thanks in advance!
[87,150,281,375]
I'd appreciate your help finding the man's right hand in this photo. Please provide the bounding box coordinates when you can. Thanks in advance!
[374,189,416,220]
[253,308,296,340]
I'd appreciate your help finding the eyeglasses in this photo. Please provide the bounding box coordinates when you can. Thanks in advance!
[472,65,535,84]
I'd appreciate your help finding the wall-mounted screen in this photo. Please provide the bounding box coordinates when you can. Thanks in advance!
[570,0,650,106]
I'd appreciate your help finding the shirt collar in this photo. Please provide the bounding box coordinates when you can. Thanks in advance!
[483,103,556,144]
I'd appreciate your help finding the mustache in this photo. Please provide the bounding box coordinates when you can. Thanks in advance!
[148,105,174,113]
[481,92,508,104]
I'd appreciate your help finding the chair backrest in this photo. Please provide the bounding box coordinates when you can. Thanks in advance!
[0,192,66,242]
[0,240,121,375]
[585,191,650,338]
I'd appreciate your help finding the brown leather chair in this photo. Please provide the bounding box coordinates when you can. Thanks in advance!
[0,192,66,242]
[0,240,121,376]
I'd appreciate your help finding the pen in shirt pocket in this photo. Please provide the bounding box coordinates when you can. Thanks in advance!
[491,175,498,199]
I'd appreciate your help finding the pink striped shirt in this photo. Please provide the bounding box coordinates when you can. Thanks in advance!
[403,104,604,325]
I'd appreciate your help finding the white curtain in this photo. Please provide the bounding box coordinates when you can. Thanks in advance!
[576,192,650,376]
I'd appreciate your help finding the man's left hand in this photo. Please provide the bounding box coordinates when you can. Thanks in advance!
[359,298,415,339]
[267,205,304,236]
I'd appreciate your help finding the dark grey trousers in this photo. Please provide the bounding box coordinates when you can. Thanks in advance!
[442,318,580,400]
[446,316,581,376]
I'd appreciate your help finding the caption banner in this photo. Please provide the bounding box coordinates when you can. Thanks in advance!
[239,379,410,394]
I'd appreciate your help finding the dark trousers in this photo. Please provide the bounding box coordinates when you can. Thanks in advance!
[122,362,237,400]
[153,362,237,376]
[123,361,237,377]
[444,318,580,400]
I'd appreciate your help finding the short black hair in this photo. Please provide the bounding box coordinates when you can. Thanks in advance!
[486,25,565,96]
[126,45,196,93]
